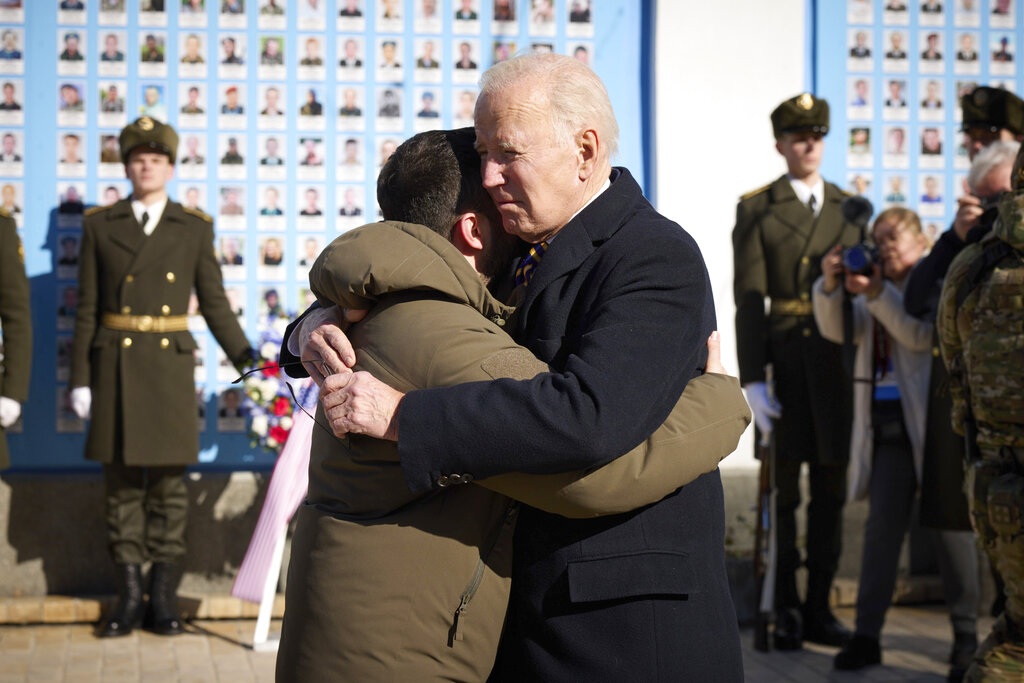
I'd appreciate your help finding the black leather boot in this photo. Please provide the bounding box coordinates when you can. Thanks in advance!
[97,563,143,638]
[803,574,851,647]
[773,606,804,650]
[145,562,185,635]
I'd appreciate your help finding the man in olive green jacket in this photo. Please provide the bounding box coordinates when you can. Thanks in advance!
[277,130,751,681]
[0,209,30,469]
[70,118,252,638]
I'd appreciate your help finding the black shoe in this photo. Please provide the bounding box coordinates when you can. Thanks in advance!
[947,632,978,682]
[834,635,881,670]
[97,563,144,638]
[145,562,185,636]
[803,607,852,647]
[773,607,804,651]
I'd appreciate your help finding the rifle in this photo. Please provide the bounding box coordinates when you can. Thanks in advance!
[752,372,778,652]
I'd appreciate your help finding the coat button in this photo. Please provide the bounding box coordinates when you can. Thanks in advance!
[933,346,941,357]
[160,338,170,349]
[800,293,810,302]
[802,328,812,338]
[801,256,810,265]
[161,304,171,315]
[125,274,134,283]
[166,272,176,283]
[437,475,450,487]
[122,337,133,348]
[121,305,131,314]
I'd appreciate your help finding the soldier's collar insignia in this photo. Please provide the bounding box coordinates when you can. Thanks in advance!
[797,93,814,110]
[138,117,154,130]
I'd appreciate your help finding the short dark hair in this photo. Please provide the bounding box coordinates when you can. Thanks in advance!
[376,128,496,240]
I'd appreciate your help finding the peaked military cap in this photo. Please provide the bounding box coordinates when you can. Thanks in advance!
[961,86,1024,135]
[771,93,830,138]
[118,116,178,164]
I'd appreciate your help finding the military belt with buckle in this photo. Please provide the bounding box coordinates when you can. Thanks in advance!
[101,312,189,333]
[770,299,814,316]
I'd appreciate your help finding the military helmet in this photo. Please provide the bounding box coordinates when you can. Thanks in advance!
[118,116,178,165]
[771,93,830,138]
[961,86,1024,135]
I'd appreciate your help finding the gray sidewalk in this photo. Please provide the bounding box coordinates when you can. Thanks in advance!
[0,605,996,682]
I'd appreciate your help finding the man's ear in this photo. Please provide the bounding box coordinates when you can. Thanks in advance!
[451,212,485,256]
[577,129,599,180]
[774,140,784,156]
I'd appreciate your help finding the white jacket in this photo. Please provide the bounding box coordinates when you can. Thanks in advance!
[812,275,933,501]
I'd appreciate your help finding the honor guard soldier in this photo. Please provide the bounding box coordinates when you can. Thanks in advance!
[0,208,30,469]
[733,93,861,650]
[69,117,254,638]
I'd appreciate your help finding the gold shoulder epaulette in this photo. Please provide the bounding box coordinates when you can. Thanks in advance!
[84,204,110,216]
[182,206,213,223]
[740,184,771,202]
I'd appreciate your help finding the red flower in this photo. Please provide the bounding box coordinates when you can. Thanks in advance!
[269,425,289,444]
[272,396,290,416]
[262,364,281,378]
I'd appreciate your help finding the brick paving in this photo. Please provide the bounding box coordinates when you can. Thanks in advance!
[0,606,996,681]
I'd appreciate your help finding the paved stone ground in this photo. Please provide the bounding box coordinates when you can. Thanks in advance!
[0,605,997,681]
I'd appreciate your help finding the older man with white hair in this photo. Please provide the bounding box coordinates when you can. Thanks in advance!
[294,54,742,680]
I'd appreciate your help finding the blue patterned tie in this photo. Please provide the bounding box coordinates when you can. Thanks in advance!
[515,241,548,287]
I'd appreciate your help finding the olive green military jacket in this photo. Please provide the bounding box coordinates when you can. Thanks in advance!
[939,189,1024,447]
[70,199,250,466]
[733,175,861,384]
[277,222,750,681]
[0,213,30,469]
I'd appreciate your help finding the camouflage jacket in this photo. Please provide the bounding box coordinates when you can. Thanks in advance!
[938,189,1024,446]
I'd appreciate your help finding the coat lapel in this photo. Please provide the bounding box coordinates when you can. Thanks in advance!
[131,201,187,274]
[517,169,639,328]
[801,183,854,264]
[768,176,814,239]
[106,200,146,255]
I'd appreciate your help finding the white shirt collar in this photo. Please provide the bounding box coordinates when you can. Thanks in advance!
[787,175,824,216]
[130,195,168,236]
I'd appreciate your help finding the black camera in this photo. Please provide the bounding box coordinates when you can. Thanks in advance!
[842,243,879,275]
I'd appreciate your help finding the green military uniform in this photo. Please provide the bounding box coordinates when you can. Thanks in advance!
[70,118,251,637]
[0,211,31,470]
[939,171,1024,680]
[734,94,861,642]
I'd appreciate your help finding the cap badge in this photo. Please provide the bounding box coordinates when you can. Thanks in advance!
[796,93,814,110]
[138,117,154,131]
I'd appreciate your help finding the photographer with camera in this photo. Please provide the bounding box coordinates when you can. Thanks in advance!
[813,208,979,676]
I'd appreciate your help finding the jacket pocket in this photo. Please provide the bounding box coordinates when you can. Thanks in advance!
[567,551,699,603]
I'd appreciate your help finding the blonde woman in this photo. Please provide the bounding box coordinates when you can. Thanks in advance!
[813,207,979,677]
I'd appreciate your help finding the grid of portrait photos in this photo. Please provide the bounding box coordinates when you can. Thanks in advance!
[7,0,598,448]
[824,0,1023,246]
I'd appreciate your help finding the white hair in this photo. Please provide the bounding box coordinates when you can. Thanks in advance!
[968,140,1021,191]
[479,53,619,162]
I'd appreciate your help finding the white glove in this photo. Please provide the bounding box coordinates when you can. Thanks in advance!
[0,396,20,429]
[743,381,782,435]
[70,386,92,420]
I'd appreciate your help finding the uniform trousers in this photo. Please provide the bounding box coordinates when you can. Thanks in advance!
[103,460,188,565]
[774,458,847,608]
[855,400,979,639]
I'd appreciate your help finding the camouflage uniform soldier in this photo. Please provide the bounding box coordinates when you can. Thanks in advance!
[938,145,1024,681]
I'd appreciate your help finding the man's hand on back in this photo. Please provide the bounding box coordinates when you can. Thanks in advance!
[321,371,403,441]
[295,305,366,387]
